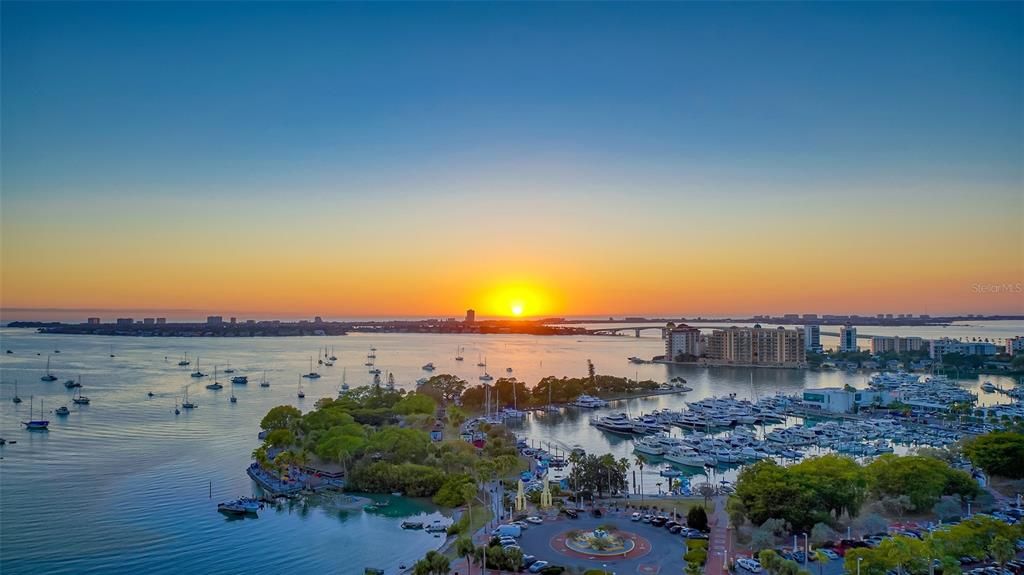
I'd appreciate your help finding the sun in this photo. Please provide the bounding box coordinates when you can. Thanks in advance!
[510,304,524,316]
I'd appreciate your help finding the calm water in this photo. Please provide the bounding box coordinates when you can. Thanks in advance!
[1,325,1020,574]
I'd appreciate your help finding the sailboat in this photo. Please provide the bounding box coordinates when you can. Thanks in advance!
[297,376,305,399]
[12,381,22,404]
[328,347,337,361]
[230,387,237,403]
[65,375,82,389]
[110,345,115,358]
[303,356,321,379]
[181,385,196,409]
[323,347,334,366]
[223,362,235,374]
[178,352,190,366]
[206,366,223,390]
[338,368,349,396]
[479,355,492,381]
[476,353,486,367]
[72,386,91,405]
[260,370,270,388]
[22,396,49,430]
[174,401,180,415]
[455,346,464,361]
[41,355,58,381]
[191,357,207,378]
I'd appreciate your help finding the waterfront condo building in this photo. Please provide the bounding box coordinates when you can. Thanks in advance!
[465,309,476,323]
[803,324,822,352]
[839,324,858,352]
[665,324,703,360]
[1006,336,1024,356]
[929,338,1001,360]
[870,335,925,355]
[704,325,806,367]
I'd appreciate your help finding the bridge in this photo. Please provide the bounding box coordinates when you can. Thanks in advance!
[587,326,670,337]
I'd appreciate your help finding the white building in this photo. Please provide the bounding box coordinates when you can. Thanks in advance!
[1006,336,1024,356]
[803,325,822,352]
[839,324,858,353]
[665,324,702,360]
[929,338,1001,360]
[801,388,893,413]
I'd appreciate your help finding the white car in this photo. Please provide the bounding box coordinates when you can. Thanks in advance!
[821,550,839,560]
[529,561,550,573]
[737,558,762,573]
[642,514,653,523]
[526,516,543,525]
[631,512,642,521]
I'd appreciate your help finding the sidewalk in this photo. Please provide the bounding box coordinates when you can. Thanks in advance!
[705,495,731,575]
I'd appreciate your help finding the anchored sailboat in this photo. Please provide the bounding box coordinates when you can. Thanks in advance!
[22,396,50,430]
[41,355,58,381]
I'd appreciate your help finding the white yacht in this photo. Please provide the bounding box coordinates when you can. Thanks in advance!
[571,394,609,408]
[633,436,665,456]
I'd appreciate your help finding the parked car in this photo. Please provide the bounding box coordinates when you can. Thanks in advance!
[521,555,538,568]
[642,514,653,523]
[737,558,763,573]
[821,549,840,560]
[561,508,578,519]
[526,516,543,525]
[591,508,603,518]
[668,525,683,534]
[651,517,667,527]
[631,512,642,521]
[528,561,550,573]
[665,521,680,530]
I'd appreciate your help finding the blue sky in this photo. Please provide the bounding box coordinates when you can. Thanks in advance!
[1,2,1022,317]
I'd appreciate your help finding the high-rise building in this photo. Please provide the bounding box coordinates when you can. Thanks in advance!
[665,324,702,361]
[803,325,821,352]
[143,318,155,325]
[87,317,101,325]
[1006,336,1024,356]
[839,324,858,353]
[465,309,476,323]
[704,325,805,366]
[115,318,134,327]
[870,336,924,355]
[156,318,167,324]
[206,316,223,326]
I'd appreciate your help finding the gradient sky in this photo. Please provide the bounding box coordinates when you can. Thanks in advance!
[2,1,1022,320]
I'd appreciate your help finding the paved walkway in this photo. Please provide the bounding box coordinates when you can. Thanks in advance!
[705,495,731,575]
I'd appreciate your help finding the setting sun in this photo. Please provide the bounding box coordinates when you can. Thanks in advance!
[511,304,524,316]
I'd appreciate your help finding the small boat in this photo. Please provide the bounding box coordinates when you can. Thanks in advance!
[218,497,260,516]
[55,406,70,416]
[109,345,115,358]
[506,367,513,373]
[231,375,248,385]
[12,381,22,404]
[476,354,486,367]
[455,347,464,361]
[416,377,429,386]
[368,368,381,375]
[206,366,223,390]
[21,397,50,430]
[981,381,996,393]
[328,347,338,361]
[660,466,682,478]
[298,376,305,399]
[260,371,270,388]
[303,357,321,379]
[191,357,207,378]
[177,353,190,366]
[223,364,235,374]
[181,386,196,409]
[400,520,424,530]
[41,355,58,381]
[479,373,493,381]
[54,350,60,353]
[72,387,91,405]
[148,391,155,397]
[422,362,436,371]
[174,401,181,415]
[5,350,12,354]
[64,376,82,389]
[230,390,237,403]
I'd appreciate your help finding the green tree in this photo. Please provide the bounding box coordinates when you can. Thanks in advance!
[962,432,1024,479]
[260,405,302,431]
[989,536,1015,571]
[726,496,748,527]
[759,550,782,574]
[394,393,436,415]
[455,537,476,574]
[687,505,709,531]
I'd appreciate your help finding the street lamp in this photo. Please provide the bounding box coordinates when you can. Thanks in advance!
[802,532,809,567]
[858,557,863,575]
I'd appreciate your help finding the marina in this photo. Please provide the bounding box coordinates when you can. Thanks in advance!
[0,324,1021,573]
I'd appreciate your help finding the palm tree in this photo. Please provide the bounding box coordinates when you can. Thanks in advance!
[759,549,782,575]
[456,537,476,575]
[634,454,646,502]
[425,550,450,574]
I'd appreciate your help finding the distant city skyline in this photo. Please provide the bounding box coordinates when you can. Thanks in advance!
[2,2,1021,318]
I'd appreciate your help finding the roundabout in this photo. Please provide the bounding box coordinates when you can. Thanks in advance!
[551,525,652,560]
